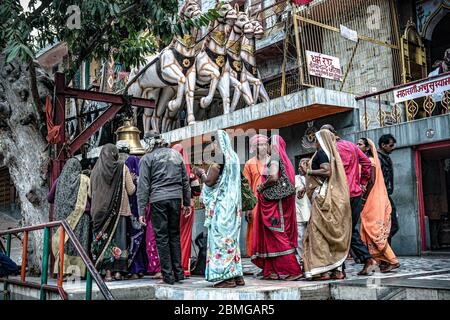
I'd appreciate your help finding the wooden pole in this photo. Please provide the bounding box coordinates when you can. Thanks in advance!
[281,6,290,96]
[292,4,305,86]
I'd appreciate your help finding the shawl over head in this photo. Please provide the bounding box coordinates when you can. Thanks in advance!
[200,130,243,282]
[201,130,242,225]
[54,158,82,221]
[303,129,352,277]
[360,139,395,262]
[270,134,295,184]
[90,143,124,232]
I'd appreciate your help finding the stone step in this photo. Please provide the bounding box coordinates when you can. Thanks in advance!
[4,276,331,300]
[330,269,450,300]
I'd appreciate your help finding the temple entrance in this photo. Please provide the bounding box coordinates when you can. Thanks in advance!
[417,141,450,253]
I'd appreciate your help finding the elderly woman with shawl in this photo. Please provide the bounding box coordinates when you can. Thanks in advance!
[303,129,352,280]
[91,143,136,281]
[195,130,244,288]
[357,138,400,273]
[48,158,90,278]
[172,143,201,277]
[243,134,270,257]
[251,135,303,281]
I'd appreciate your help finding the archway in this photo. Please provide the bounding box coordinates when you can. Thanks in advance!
[430,12,450,71]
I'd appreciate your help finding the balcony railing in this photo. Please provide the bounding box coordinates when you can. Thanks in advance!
[356,72,450,130]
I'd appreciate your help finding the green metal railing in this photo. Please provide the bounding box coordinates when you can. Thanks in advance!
[0,220,114,300]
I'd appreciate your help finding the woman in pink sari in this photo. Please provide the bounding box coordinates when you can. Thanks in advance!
[251,135,303,280]
[145,204,161,278]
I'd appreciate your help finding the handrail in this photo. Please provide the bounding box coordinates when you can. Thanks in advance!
[0,220,114,300]
[355,71,450,101]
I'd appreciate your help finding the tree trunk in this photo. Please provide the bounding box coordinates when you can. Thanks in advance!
[0,53,53,273]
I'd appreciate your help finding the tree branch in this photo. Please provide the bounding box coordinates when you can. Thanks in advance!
[26,0,53,23]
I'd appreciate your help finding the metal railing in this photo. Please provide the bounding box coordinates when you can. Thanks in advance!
[0,220,114,300]
[356,71,450,130]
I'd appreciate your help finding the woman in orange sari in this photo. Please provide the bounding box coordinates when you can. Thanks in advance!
[357,138,400,272]
[243,134,269,257]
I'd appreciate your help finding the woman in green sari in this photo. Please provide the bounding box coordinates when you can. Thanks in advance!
[196,130,244,288]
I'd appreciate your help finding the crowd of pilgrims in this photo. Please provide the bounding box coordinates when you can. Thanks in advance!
[48,124,400,288]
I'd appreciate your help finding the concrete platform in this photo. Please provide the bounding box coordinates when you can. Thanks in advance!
[3,256,450,300]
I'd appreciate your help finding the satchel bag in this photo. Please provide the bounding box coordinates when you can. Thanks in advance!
[241,173,257,211]
[262,160,296,201]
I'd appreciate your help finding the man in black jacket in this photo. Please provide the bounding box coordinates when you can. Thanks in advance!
[137,132,191,285]
[378,134,398,245]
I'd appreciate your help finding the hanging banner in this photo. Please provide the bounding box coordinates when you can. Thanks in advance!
[393,74,450,103]
[305,50,343,81]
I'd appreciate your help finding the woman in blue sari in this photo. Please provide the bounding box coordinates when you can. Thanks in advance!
[195,130,244,288]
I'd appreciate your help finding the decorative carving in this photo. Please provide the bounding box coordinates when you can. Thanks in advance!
[210,31,227,46]
[301,121,318,150]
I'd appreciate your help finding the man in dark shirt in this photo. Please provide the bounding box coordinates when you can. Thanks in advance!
[137,132,191,285]
[378,134,398,245]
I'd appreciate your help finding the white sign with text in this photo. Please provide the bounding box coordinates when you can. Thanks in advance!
[306,50,343,81]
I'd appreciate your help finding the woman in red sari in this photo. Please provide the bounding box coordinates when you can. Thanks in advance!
[251,135,303,280]
[172,144,201,277]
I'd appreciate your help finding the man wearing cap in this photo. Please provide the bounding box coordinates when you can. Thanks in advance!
[243,134,270,257]
[137,131,191,285]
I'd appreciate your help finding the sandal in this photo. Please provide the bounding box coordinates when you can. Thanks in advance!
[330,270,346,280]
[234,276,245,286]
[149,272,163,279]
[213,279,236,288]
[312,272,331,281]
[283,274,303,281]
[105,270,113,282]
[380,262,400,273]
[262,273,279,280]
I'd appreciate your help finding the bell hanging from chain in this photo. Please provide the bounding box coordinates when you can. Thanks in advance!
[115,119,146,155]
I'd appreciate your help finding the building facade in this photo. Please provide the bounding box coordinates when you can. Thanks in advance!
[161,0,450,256]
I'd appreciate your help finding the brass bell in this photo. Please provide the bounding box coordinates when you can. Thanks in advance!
[115,120,146,155]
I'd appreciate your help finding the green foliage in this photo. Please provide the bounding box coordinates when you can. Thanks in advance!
[0,0,217,80]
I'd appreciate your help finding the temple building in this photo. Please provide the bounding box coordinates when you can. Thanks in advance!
[159,0,450,256]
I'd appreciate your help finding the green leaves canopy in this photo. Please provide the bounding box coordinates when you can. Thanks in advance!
[0,0,217,80]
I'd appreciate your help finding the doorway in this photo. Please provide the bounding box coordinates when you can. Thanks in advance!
[416,141,450,253]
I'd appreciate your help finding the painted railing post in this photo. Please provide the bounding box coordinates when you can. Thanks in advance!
[40,227,50,300]
[57,227,65,288]
[21,231,28,282]
[85,271,92,300]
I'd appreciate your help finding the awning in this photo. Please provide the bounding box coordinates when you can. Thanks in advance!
[161,87,356,144]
